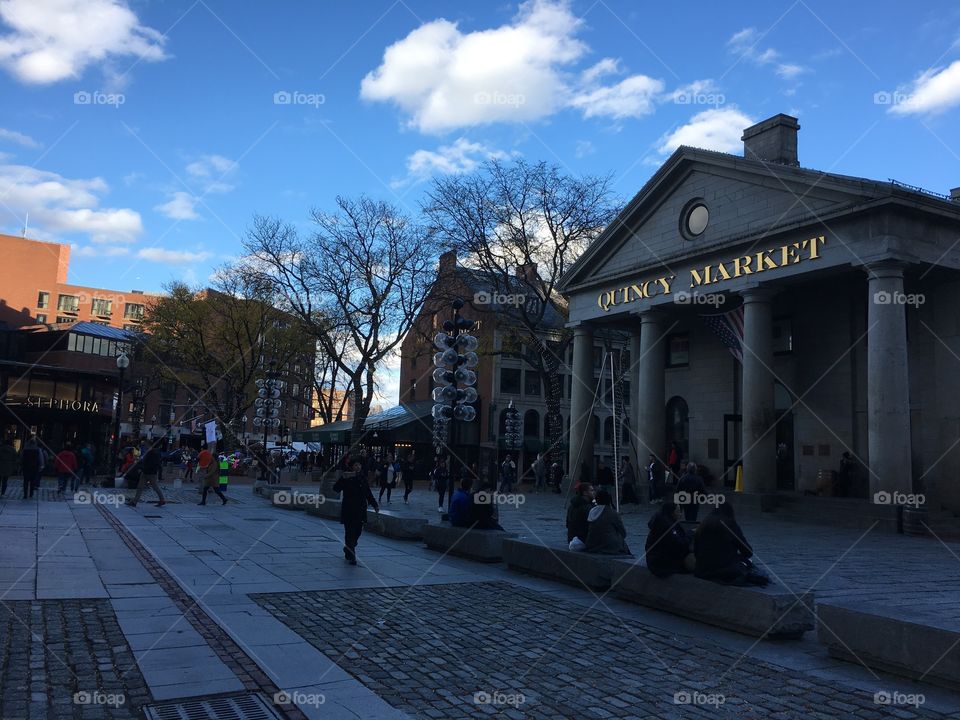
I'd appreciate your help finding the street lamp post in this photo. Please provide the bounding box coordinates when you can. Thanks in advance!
[254,360,282,483]
[110,352,130,478]
[431,297,479,483]
[242,416,248,451]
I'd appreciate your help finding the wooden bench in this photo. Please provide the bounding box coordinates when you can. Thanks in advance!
[611,560,814,639]
[818,601,960,690]
[502,538,631,591]
[422,523,517,562]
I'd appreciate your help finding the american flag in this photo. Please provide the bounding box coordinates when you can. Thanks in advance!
[702,306,745,362]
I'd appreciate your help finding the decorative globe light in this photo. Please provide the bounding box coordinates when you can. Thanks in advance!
[432,368,453,385]
[270,388,281,399]
[433,352,445,367]
[457,335,478,352]
[453,368,476,386]
[440,385,457,402]
[258,388,267,398]
[462,387,478,404]
[255,379,265,388]
[433,332,453,350]
[432,387,445,402]
[463,351,479,368]
[440,348,459,366]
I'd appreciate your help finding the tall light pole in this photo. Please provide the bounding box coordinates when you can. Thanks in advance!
[254,360,282,483]
[110,352,130,478]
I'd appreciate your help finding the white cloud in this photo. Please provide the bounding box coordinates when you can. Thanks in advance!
[0,127,39,147]
[889,60,960,115]
[0,0,167,85]
[185,154,237,193]
[154,191,200,220]
[657,108,753,156]
[0,163,142,242]
[570,74,664,119]
[399,137,512,185]
[71,243,130,257]
[775,63,806,80]
[728,27,808,84]
[137,247,212,265]
[574,139,594,158]
[361,0,587,132]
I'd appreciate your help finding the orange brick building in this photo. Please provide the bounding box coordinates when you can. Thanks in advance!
[0,234,157,331]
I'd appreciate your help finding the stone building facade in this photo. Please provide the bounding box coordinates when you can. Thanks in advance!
[559,114,960,512]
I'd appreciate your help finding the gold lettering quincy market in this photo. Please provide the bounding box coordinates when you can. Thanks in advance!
[597,276,674,312]
[596,236,826,312]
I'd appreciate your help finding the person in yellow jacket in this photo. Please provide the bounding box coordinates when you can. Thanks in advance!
[199,449,228,506]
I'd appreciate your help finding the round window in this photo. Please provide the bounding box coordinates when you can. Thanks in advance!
[684,203,709,237]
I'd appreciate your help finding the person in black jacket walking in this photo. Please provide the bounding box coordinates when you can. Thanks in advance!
[333,460,379,565]
[129,443,166,508]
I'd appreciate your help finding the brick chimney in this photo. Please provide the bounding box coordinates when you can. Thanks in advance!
[438,249,457,275]
[950,187,960,202]
[516,262,538,283]
[742,114,800,166]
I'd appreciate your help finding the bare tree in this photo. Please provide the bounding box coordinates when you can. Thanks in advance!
[423,159,617,467]
[244,196,438,437]
[140,267,308,444]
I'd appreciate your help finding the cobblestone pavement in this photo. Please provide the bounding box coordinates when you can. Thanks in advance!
[0,599,150,720]
[253,581,957,720]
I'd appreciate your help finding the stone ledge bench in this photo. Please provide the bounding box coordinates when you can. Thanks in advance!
[256,484,292,499]
[422,523,517,562]
[611,560,814,640]
[818,602,960,690]
[502,538,632,591]
[365,510,427,540]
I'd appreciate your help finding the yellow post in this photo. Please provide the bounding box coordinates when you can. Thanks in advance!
[735,464,743,493]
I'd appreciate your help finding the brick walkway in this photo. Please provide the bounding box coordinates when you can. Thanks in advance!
[0,599,150,720]
[253,581,954,720]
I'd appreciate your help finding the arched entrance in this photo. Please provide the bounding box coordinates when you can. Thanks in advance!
[665,396,689,466]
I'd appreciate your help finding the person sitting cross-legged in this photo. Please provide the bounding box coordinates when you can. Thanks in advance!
[693,501,769,586]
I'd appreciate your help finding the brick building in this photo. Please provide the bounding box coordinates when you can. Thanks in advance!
[0,234,157,331]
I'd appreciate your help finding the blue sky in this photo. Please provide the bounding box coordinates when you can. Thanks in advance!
[2,0,960,296]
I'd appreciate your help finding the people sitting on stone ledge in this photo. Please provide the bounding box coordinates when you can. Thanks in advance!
[585,489,631,555]
[566,482,595,543]
[448,476,474,528]
[470,480,504,531]
[693,502,769,586]
[677,462,706,522]
[645,501,695,577]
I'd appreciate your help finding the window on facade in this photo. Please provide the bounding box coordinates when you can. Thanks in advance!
[124,303,145,320]
[36,314,47,324]
[57,294,79,312]
[91,298,113,316]
[592,346,603,369]
[667,334,689,368]
[524,371,541,397]
[773,316,793,355]
[500,368,521,394]
[409,379,416,399]
[37,291,49,308]
[123,324,139,331]
[55,316,75,324]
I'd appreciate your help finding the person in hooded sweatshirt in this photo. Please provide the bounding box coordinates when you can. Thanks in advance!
[566,482,595,543]
[693,501,769,586]
[585,489,631,555]
[644,501,695,577]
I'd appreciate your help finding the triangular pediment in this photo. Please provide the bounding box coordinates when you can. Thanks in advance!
[562,148,880,290]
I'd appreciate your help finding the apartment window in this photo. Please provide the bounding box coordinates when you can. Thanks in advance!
[500,368,521,395]
[123,324,139,331]
[36,313,47,324]
[524,371,541,397]
[773,316,793,355]
[123,303,145,320]
[90,320,109,326]
[57,294,79,313]
[56,316,76,324]
[37,291,49,309]
[91,298,113,316]
[667,333,689,368]
[409,379,417,399]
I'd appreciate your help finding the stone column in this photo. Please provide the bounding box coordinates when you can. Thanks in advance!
[867,262,912,496]
[629,325,644,499]
[636,311,666,483]
[568,323,595,487]
[740,288,777,494]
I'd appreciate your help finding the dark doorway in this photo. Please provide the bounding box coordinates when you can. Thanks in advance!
[774,382,795,491]
[665,396,689,462]
[723,414,742,488]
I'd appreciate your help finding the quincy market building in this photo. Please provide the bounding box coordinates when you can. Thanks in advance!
[558,114,960,513]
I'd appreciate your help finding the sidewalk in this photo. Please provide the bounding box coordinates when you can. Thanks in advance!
[1,479,959,719]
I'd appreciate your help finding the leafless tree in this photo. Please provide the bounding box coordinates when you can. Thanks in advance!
[244,196,438,437]
[423,159,617,467]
